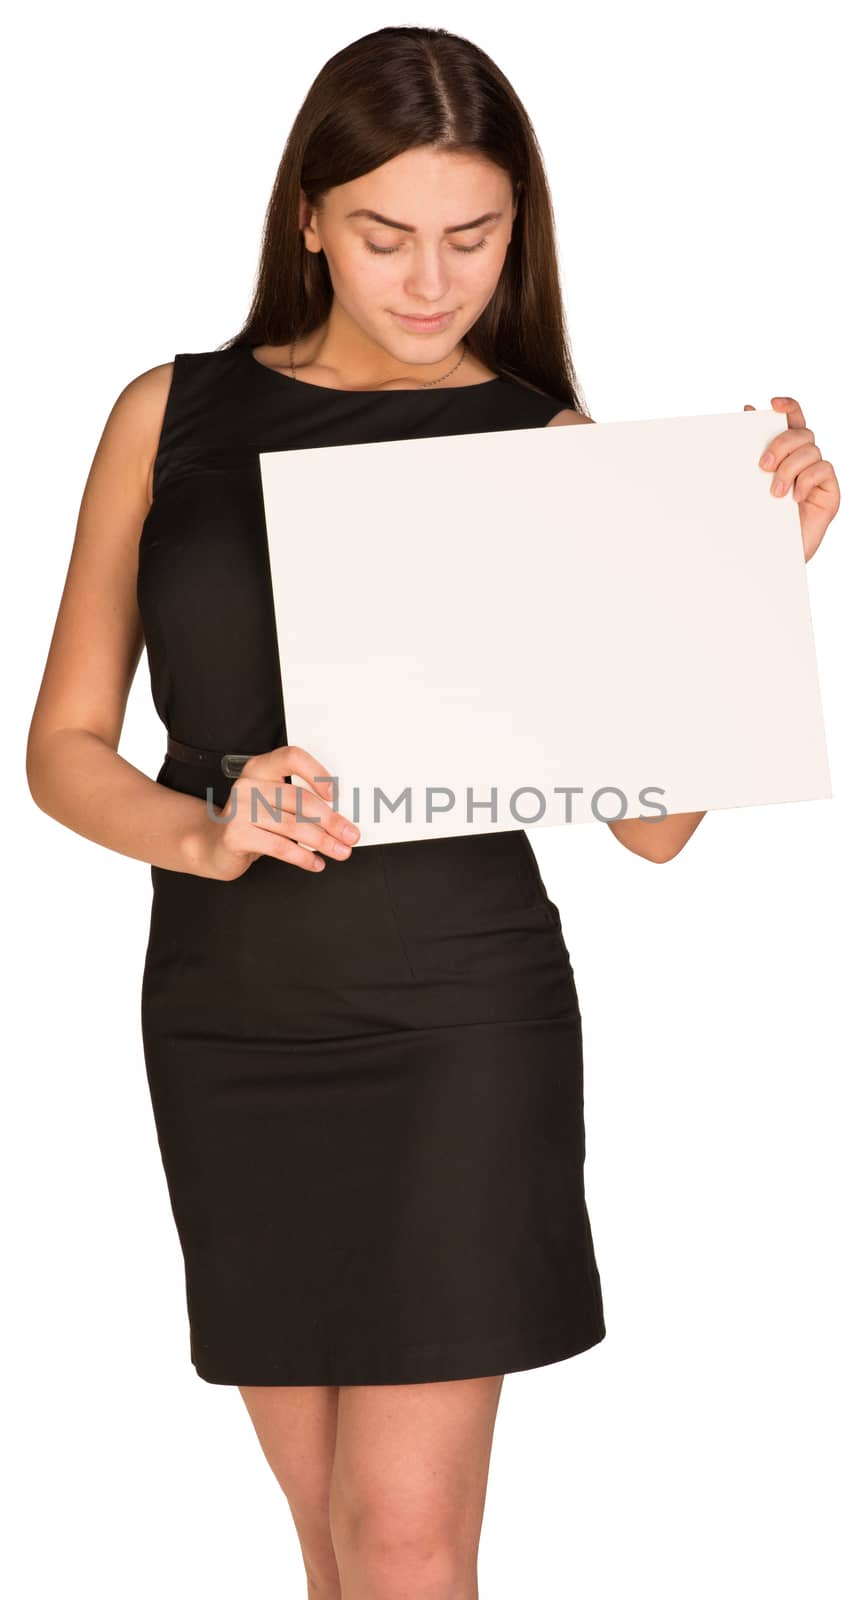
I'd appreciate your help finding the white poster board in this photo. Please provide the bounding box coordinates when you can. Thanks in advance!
[259,410,831,847]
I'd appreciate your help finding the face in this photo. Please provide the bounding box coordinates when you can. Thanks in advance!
[299,146,518,361]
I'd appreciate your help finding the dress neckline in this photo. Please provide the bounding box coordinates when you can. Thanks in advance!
[244,345,506,396]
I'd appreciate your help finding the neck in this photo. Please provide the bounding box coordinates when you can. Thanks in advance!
[293,307,466,389]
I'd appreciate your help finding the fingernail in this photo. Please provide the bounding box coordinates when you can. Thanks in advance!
[760,452,774,468]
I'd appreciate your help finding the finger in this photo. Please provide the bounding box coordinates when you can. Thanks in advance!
[259,798,358,858]
[218,798,351,866]
[233,773,360,850]
[243,742,334,793]
[246,828,330,873]
[768,443,822,496]
[791,460,840,505]
[243,745,358,833]
[758,426,815,470]
[210,803,329,872]
[771,395,807,432]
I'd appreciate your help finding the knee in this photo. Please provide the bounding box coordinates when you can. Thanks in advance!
[331,1504,469,1599]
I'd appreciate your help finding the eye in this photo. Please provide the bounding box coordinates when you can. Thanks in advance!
[363,238,490,256]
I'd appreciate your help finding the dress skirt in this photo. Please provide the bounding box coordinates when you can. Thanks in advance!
[140,821,606,1385]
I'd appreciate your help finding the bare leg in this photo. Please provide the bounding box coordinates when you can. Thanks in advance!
[329,1375,505,1600]
[238,1384,342,1600]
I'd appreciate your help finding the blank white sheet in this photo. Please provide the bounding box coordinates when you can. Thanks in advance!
[259,408,831,846]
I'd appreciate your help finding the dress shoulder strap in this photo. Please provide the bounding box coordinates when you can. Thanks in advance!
[151,349,236,501]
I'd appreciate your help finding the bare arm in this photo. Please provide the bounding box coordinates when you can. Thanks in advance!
[604,809,706,863]
[26,364,360,881]
[25,363,228,878]
[547,408,707,864]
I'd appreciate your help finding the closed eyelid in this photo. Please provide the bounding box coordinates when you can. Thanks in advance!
[364,237,488,255]
[367,229,486,243]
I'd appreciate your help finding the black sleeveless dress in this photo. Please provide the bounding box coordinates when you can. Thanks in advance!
[137,345,606,1385]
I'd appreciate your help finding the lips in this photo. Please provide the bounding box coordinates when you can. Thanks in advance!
[390,309,456,330]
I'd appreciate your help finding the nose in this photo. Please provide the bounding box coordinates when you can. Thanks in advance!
[402,244,450,303]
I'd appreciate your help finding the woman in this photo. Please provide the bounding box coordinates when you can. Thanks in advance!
[26,24,839,1600]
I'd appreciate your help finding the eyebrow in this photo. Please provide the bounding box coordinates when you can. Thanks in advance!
[345,208,503,234]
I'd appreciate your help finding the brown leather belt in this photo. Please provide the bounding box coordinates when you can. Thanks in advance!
[165,736,255,780]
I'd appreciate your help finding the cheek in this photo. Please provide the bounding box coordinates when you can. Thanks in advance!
[467,248,508,298]
[332,247,403,297]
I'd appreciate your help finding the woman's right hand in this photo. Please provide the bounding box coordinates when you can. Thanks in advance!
[198,744,361,881]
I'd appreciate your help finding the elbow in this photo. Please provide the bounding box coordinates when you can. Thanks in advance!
[25,736,42,809]
[638,830,686,864]
[25,727,59,815]
[607,816,695,864]
[26,752,50,815]
[645,840,687,864]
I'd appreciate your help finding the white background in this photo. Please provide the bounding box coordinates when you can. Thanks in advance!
[6,1,862,1595]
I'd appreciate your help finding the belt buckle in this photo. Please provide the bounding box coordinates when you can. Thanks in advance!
[220,752,253,779]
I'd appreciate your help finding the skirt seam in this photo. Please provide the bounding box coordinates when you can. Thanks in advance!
[191,1312,607,1386]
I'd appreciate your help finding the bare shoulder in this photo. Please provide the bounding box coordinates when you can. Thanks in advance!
[546,409,596,427]
[70,358,176,568]
[131,359,175,408]
[109,359,175,429]
[97,361,176,510]
[26,359,177,763]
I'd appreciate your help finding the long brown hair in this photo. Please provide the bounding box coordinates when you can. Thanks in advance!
[219,25,589,415]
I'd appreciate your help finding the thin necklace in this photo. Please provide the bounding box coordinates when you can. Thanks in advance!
[289,341,467,388]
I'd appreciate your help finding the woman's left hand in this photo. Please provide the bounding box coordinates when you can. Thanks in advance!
[745,396,840,562]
